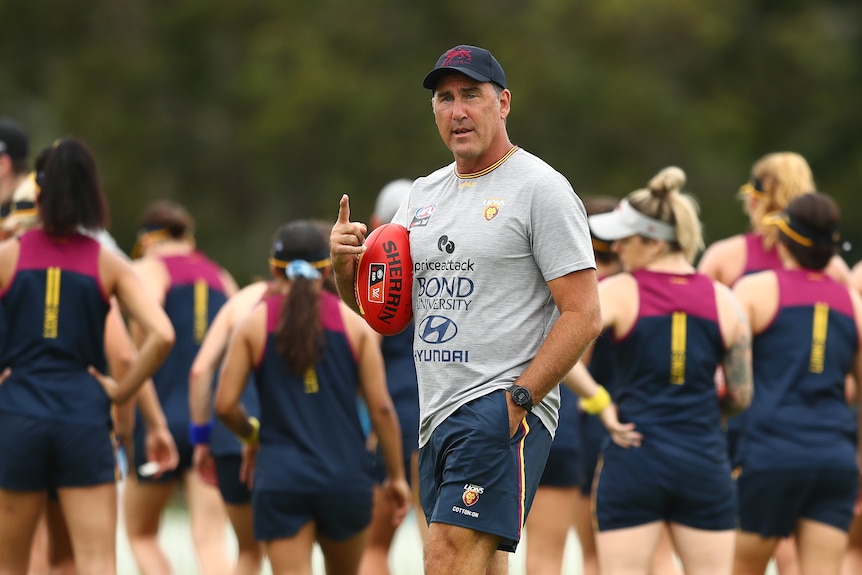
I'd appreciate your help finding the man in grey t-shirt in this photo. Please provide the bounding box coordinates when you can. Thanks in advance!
[330,44,600,575]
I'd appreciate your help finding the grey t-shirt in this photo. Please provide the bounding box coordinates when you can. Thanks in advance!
[393,147,596,447]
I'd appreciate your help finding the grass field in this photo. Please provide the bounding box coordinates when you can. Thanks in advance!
[116,500,779,575]
[117,503,578,574]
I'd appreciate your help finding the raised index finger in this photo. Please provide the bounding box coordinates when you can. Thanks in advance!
[336,194,351,224]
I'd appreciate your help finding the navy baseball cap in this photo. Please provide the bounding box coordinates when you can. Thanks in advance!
[423,45,507,91]
[0,117,28,160]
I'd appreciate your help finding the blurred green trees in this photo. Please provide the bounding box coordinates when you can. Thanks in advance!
[1,0,860,282]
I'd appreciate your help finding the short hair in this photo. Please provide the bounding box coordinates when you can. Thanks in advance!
[627,167,703,264]
[137,200,195,239]
[39,138,109,236]
[778,193,841,271]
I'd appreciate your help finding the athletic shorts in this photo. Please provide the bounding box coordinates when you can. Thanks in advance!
[133,421,193,483]
[725,413,745,467]
[595,440,736,532]
[0,413,116,490]
[372,409,419,486]
[539,447,582,488]
[737,468,858,537]
[578,413,607,493]
[253,489,373,542]
[418,389,553,553]
[214,455,251,505]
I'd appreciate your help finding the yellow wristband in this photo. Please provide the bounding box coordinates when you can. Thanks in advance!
[579,385,611,415]
[241,416,260,446]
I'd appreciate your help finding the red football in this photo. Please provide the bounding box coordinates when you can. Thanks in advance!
[354,223,413,336]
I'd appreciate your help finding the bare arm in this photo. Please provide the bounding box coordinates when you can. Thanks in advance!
[698,237,744,287]
[190,301,236,425]
[220,268,240,298]
[347,306,410,526]
[721,292,754,415]
[506,268,601,432]
[562,359,642,448]
[330,194,367,314]
[353,316,404,483]
[847,288,862,465]
[213,308,261,441]
[93,251,175,404]
[717,285,753,415]
[105,298,137,442]
[191,281,268,425]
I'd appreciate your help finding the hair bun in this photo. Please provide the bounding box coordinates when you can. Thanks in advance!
[648,166,686,198]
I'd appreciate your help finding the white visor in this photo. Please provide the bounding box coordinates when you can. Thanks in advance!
[588,199,677,242]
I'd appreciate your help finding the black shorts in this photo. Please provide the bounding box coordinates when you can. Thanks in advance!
[214,455,251,505]
[253,489,372,542]
[0,413,115,490]
[737,468,858,537]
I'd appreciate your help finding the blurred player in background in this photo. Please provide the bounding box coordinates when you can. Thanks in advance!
[214,220,410,575]
[698,151,851,575]
[123,200,237,575]
[569,166,752,575]
[732,192,862,575]
[358,178,425,575]
[0,117,31,229]
[569,195,680,575]
[0,137,174,575]
[189,277,268,575]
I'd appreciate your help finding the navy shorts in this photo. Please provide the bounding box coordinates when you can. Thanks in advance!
[214,455,251,505]
[0,413,116,490]
[578,413,607,493]
[372,406,419,486]
[418,390,553,552]
[539,447,582,488]
[737,468,858,537]
[595,441,736,532]
[253,489,373,542]
[133,421,193,482]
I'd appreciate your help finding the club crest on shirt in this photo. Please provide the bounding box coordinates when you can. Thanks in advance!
[483,197,504,221]
[462,483,484,507]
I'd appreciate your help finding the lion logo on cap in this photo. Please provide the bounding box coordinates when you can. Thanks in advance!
[443,48,472,67]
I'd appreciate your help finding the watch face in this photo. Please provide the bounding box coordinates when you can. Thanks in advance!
[513,387,530,405]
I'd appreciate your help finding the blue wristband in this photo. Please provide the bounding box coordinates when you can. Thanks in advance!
[189,422,214,446]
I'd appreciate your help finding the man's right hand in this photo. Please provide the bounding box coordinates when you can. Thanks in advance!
[330,194,368,311]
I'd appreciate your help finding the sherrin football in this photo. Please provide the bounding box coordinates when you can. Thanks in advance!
[354,223,413,336]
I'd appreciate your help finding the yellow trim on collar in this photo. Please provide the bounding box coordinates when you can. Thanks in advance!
[455,146,519,179]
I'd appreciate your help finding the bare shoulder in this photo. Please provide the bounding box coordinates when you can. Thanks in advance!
[599,271,636,297]
[339,299,370,332]
[220,268,240,296]
[731,269,775,299]
[129,255,169,298]
[131,254,167,277]
[698,234,746,283]
[0,237,21,288]
[702,234,746,258]
[234,299,267,338]
[852,261,862,295]
[231,280,269,311]
[99,245,135,279]
[597,272,638,331]
[338,299,377,347]
[847,284,862,323]
[713,280,745,322]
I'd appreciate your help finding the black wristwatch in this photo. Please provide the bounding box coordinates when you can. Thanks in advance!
[507,384,533,412]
